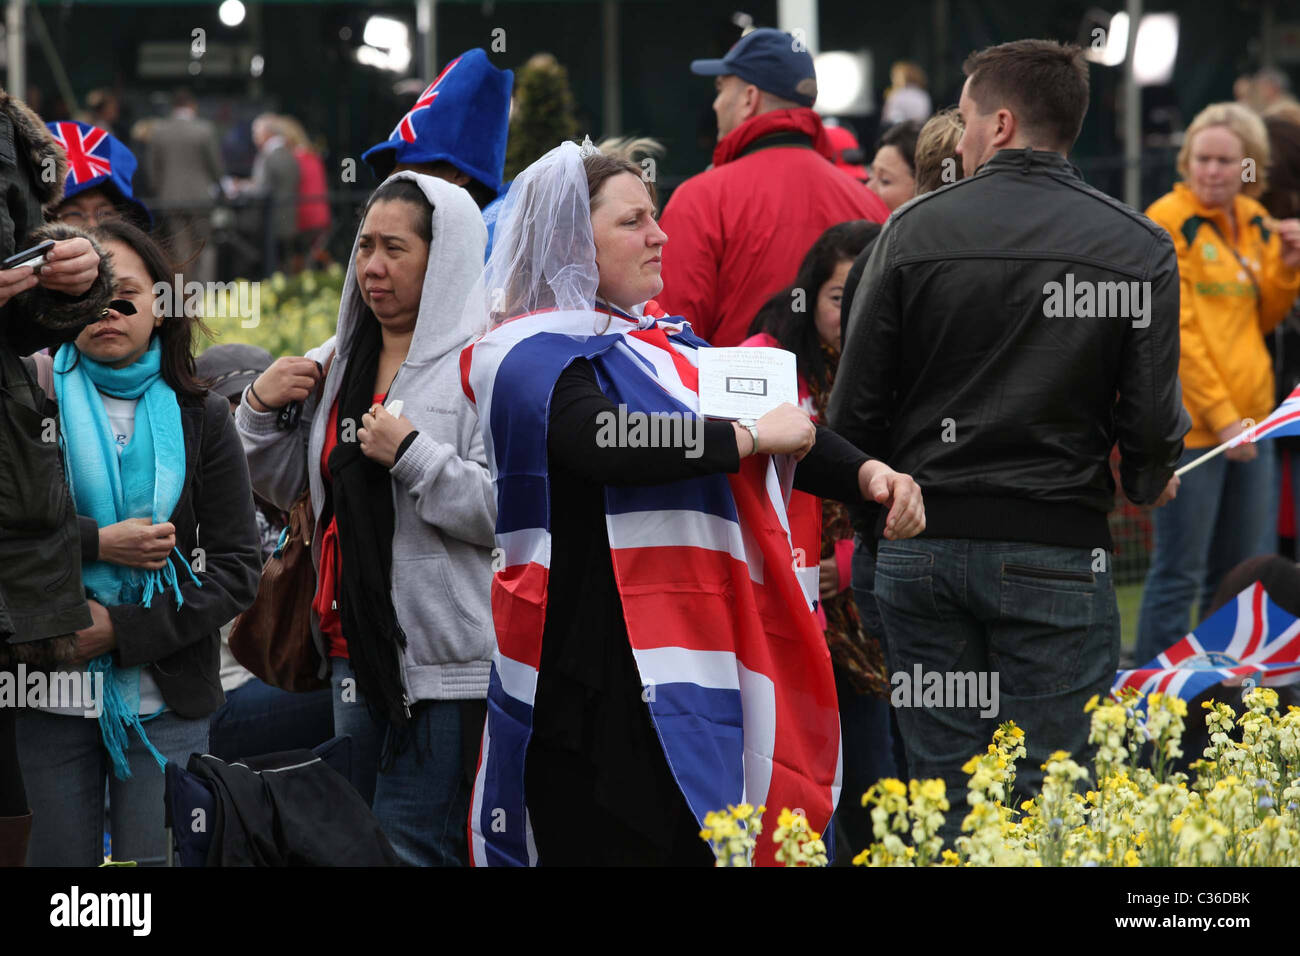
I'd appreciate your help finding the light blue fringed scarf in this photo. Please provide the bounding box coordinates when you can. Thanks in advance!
[54,338,202,779]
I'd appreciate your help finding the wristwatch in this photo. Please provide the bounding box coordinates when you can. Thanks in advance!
[738,418,759,454]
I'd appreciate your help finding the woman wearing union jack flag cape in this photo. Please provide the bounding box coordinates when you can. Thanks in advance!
[461,138,926,865]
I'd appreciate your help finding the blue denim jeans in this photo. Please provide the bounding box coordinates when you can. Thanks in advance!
[330,656,481,866]
[16,708,210,866]
[873,538,1119,846]
[330,657,385,805]
[207,676,334,762]
[1136,441,1278,665]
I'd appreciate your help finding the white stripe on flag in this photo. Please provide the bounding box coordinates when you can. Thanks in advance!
[606,508,748,566]
[737,662,776,814]
[1225,586,1262,659]
[495,526,552,571]
[630,646,741,691]
[496,651,540,707]
[618,335,700,411]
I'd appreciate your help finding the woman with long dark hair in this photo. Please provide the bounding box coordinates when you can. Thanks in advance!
[742,220,895,856]
[15,219,261,866]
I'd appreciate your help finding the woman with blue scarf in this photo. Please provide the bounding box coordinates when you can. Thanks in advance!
[16,219,262,866]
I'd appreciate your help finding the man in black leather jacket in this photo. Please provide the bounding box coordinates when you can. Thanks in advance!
[828,40,1189,842]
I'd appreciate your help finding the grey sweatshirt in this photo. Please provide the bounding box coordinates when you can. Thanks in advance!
[235,173,496,702]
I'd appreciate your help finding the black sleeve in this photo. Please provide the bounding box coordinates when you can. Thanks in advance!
[110,399,262,667]
[793,425,869,503]
[77,515,99,564]
[1115,231,1189,504]
[393,429,420,464]
[548,360,740,485]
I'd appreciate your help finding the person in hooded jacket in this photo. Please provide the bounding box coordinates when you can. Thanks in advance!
[236,173,495,867]
[0,88,112,868]
[657,28,888,348]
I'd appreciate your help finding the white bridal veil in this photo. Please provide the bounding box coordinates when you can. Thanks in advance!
[468,138,605,333]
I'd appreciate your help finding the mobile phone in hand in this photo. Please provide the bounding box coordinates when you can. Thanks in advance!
[1,239,56,271]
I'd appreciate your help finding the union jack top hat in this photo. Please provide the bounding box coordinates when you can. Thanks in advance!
[45,120,153,229]
[362,48,513,196]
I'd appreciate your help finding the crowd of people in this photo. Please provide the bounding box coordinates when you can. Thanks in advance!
[1,26,1299,868]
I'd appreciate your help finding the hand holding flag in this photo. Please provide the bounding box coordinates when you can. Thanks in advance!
[1174,385,1300,477]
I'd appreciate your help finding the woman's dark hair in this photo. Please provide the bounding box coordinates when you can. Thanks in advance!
[85,218,210,399]
[1262,116,1300,220]
[879,120,922,176]
[362,178,433,243]
[747,220,881,386]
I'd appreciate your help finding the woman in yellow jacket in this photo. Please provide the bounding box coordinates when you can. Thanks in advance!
[1137,103,1300,664]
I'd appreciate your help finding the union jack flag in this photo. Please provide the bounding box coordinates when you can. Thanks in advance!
[393,56,463,143]
[461,308,842,866]
[1113,582,1300,700]
[1227,385,1300,446]
[48,122,112,187]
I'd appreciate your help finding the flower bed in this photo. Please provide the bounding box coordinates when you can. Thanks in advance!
[704,686,1300,866]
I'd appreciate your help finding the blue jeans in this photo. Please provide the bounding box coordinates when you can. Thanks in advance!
[330,656,481,866]
[874,538,1119,846]
[16,708,210,866]
[207,677,334,762]
[1136,441,1278,665]
[330,657,385,805]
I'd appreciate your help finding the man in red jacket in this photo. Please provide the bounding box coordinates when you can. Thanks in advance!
[658,28,889,347]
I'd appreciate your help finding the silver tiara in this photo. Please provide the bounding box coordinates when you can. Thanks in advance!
[578,134,601,158]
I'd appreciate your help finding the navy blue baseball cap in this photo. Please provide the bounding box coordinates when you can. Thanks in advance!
[690,28,818,108]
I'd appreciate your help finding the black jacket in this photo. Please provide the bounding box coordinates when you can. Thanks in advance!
[78,392,262,718]
[0,87,116,664]
[181,750,400,866]
[828,148,1189,550]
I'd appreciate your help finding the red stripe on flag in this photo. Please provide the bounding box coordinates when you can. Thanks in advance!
[629,327,700,393]
[491,563,548,669]
[1255,407,1300,440]
[1162,638,1197,666]
[460,342,477,405]
[1241,583,1267,658]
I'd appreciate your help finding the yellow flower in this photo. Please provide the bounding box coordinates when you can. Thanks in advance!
[882,779,907,797]
[1084,694,1100,713]
[920,779,946,802]
[1123,849,1140,867]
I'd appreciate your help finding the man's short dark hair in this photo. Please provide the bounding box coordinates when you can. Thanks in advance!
[962,40,1089,152]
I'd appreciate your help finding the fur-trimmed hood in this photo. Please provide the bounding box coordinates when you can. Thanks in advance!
[0,86,66,209]
[21,221,116,329]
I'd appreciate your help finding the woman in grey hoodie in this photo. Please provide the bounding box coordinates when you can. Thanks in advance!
[235,173,495,866]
